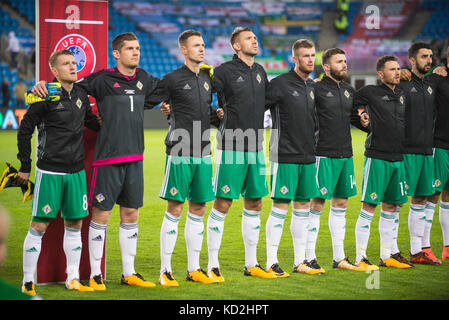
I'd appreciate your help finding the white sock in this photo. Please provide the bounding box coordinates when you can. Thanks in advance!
[63,226,82,281]
[265,206,287,269]
[306,209,321,262]
[329,206,346,262]
[185,212,204,272]
[423,202,436,249]
[23,227,44,284]
[89,221,106,278]
[391,206,401,255]
[207,208,226,271]
[355,208,374,263]
[242,209,261,268]
[291,208,309,266]
[119,223,138,277]
[160,212,180,275]
[408,203,426,255]
[379,210,397,260]
[440,201,449,246]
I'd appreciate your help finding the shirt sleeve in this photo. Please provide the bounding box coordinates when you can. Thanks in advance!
[144,75,168,110]
[17,102,47,173]
[265,78,281,109]
[76,71,104,99]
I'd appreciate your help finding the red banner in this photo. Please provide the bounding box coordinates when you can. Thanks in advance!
[36,0,108,284]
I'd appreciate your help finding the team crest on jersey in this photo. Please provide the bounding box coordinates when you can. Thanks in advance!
[76,98,82,109]
[320,187,328,195]
[42,204,52,215]
[310,90,315,100]
[96,193,105,203]
[170,187,178,196]
[256,73,262,84]
[221,185,230,194]
[204,81,210,91]
[344,90,350,99]
[136,81,143,90]
[427,86,433,95]
[54,34,96,79]
[280,186,288,195]
[370,192,378,200]
[400,96,404,104]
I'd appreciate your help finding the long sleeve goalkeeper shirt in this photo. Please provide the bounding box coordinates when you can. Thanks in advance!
[76,67,159,166]
[353,83,406,162]
[17,84,99,173]
[213,54,268,152]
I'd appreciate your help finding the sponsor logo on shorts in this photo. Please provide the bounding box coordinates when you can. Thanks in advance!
[170,187,178,196]
[370,192,378,200]
[221,185,230,194]
[435,179,441,187]
[96,193,105,203]
[42,204,52,215]
[320,187,328,195]
[280,186,288,195]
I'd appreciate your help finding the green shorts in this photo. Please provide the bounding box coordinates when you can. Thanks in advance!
[160,155,215,203]
[214,149,268,199]
[315,156,357,199]
[270,161,319,202]
[434,147,449,192]
[360,157,408,205]
[403,153,435,197]
[31,169,88,222]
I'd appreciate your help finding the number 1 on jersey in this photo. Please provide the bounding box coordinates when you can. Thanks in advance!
[129,95,134,112]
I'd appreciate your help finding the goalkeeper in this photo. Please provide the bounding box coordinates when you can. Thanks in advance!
[17,49,101,296]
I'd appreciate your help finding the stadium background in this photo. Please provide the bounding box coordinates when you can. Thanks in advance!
[0,0,449,302]
[0,0,448,128]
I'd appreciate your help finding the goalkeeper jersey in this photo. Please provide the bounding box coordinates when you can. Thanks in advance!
[76,67,159,166]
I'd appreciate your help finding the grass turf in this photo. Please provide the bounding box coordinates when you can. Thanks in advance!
[0,128,448,301]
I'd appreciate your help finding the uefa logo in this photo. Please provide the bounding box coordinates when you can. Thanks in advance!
[54,34,96,79]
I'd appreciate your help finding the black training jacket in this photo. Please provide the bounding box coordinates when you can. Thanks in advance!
[354,84,406,162]
[397,72,437,155]
[314,75,369,158]
[17,84,99,173]
[429,68,449,149]
[266,68,316,164]
[213,54,268,152]
[150,64,220,157]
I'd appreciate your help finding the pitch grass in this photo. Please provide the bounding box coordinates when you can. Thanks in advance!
[0,128,449,301]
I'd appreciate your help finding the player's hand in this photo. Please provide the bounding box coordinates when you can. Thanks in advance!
[360,112,369,127]
[433,66,448,77]
[16,172,30,186]
[400,69,412,81]
[96,115,102,127]
[313,77,322,82]
[31,80,49,98]
[216,108,224,120]
[160,102,170,116]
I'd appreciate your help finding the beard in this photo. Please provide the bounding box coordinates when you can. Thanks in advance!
[416,62,431,75]
[330,68,347,81]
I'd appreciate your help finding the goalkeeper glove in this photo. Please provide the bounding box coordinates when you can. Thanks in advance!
[200,64,214,78]
[25,82,62,105]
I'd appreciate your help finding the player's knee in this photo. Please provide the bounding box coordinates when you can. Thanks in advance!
[64,219,82,230]
[30,220,48,233]
[214,197,232,214]
[441,190,449,203]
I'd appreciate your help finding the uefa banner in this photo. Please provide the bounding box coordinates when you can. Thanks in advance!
[36,0,108,284]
